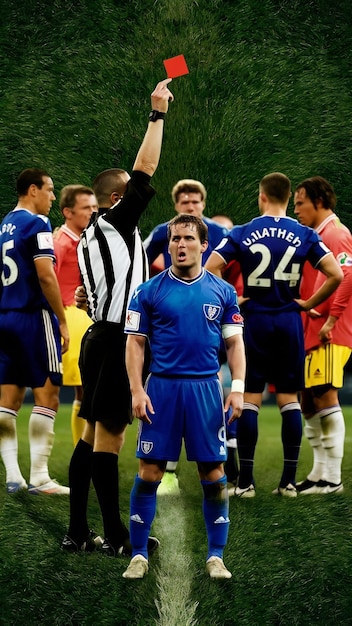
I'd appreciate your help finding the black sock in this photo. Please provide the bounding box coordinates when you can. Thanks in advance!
[68,439,93,542]
[224,447,239,484]
[91,451,128,548]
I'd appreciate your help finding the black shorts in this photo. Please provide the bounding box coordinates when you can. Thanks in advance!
[78,321,132,429]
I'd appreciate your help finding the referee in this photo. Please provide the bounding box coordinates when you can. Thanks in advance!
[62,77,174,555]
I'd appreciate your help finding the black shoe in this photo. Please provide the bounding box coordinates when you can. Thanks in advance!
[61,530,103,552]
[101,537,132,557]
[147,536,160,555]
[100,536,160,557]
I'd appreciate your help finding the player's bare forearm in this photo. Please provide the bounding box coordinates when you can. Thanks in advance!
[125,334,154,423]
[36,258,67,324]
[133,78,174,177]
[225,333,246,422]
[36,259,69,353]
[319,315,337,343]
[299,254,343,311]
[205,251,226,277]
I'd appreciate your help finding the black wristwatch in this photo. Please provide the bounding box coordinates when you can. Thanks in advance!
[149,110,166,122]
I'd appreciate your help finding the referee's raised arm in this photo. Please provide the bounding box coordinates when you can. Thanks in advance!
[133,78,174,177]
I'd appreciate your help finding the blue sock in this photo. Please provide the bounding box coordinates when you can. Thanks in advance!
[201,475,229,560]
[237,403,259,488]
[129,474,159,558]
[280,402,302,487]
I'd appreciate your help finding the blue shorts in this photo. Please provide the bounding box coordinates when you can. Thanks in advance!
[136,374,227,463]
[244,309,305,393]
[0,309,62,388]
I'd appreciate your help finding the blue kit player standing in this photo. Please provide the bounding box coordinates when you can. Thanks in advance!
[144,178,228,272]
[206,172,343,497]
[0,168,70,495]
[123,213,246,580]
[144,179,230,495]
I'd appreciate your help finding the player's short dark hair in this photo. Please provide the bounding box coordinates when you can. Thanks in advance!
[260,172,291,204]
[171,179,207,204]
[16,168,50,196]
[59,184,95,213]
[167,213,208,244]
[295,176,336,211]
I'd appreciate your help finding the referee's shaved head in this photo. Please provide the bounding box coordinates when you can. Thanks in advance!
[92,168,130,208]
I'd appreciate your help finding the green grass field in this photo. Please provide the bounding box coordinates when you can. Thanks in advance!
[1,403,352,626]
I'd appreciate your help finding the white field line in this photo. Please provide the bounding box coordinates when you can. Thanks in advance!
[153,495,199,626]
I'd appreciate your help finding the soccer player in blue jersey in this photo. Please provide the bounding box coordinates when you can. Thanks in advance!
[0,168,70,495]
[206,172,343,497]
[144,181,230,495]
[123,213,246,580]
[144,179,228,272]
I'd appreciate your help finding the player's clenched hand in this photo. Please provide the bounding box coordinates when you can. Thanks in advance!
[132,389,155,424]
[225,392,243,424]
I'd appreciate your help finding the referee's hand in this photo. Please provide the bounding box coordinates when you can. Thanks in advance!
[75,285,88,312]
[151,78,174,113]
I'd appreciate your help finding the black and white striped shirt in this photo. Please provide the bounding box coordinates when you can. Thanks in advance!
[77,171,155,324]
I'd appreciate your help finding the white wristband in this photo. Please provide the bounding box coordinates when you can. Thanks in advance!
[231,379,245,393]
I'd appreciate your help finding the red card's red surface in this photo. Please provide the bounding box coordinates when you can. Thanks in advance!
[163,55,189,78]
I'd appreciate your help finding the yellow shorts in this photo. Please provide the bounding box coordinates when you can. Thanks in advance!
[304,344,351,389]
[62,305,92,386]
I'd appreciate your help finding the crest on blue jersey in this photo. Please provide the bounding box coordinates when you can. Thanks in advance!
[203,304,221,320]
[141,441,153,454]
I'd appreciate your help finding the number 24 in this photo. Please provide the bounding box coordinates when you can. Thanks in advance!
[247,243,300,287]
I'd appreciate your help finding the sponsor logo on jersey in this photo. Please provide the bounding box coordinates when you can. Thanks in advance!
[203,304,221,320]
[232,313,243,324]
[141,441,153,454]
[337,252,352,267]
[125,310,140,331]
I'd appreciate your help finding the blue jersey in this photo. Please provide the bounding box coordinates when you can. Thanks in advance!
[214,215,331,312]
[125,267,243,377]
[144,217,228,267]
[0,208,55,311]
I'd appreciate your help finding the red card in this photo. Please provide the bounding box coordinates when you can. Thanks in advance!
[163,54,189,79]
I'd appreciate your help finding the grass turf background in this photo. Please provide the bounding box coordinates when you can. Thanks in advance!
[1,0,352,235]
[0,403,351,625]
